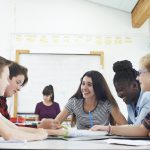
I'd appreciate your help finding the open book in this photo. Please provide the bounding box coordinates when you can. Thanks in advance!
[67,128,107,137]
[48,128,108,141]
[47,128,150,141]
[67,128,108,140]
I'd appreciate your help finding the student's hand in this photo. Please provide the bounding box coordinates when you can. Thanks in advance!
[37,128,48,140]
[37,118,61,129]
[46,128,68,136]
[90,125,109,132]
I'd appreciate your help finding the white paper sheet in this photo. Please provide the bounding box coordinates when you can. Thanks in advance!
[67,128,107,137]
[103,139,150,146]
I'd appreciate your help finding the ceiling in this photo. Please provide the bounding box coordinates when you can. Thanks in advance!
[87,0,150,28]
[87,0,139,13]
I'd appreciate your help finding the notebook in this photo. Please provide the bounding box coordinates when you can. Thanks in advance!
[47,129,108,141]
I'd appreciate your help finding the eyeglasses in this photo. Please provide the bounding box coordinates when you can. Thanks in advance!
[137,69,148,76]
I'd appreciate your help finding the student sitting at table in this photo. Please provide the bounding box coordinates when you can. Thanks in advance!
[90,53,150,137]
[0,56,66,141]
[113,60,150,125]
[34,84,60,121]
[38,70,127,129]
[0,58,60,129]
[0,60,28,119]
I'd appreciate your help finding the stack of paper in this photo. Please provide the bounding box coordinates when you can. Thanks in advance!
[67,128,107,138]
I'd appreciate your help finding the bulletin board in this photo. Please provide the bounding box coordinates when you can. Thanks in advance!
[14,50,104,117]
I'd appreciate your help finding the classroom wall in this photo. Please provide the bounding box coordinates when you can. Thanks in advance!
[0,0,150,117]
[0,0,14,58]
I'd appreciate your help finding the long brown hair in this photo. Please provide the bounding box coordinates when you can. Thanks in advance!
[71,70,118,127]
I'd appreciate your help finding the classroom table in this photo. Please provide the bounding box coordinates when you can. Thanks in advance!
[1,138,150,149]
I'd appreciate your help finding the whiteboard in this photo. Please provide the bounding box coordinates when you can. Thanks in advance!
[17,53,103,113]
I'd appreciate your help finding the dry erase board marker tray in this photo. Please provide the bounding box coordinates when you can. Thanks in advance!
[108,135,150,140]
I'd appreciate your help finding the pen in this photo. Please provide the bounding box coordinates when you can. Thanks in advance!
[89,111,93,128]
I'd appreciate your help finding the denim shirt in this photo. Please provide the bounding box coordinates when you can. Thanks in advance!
[127,91,150,125]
